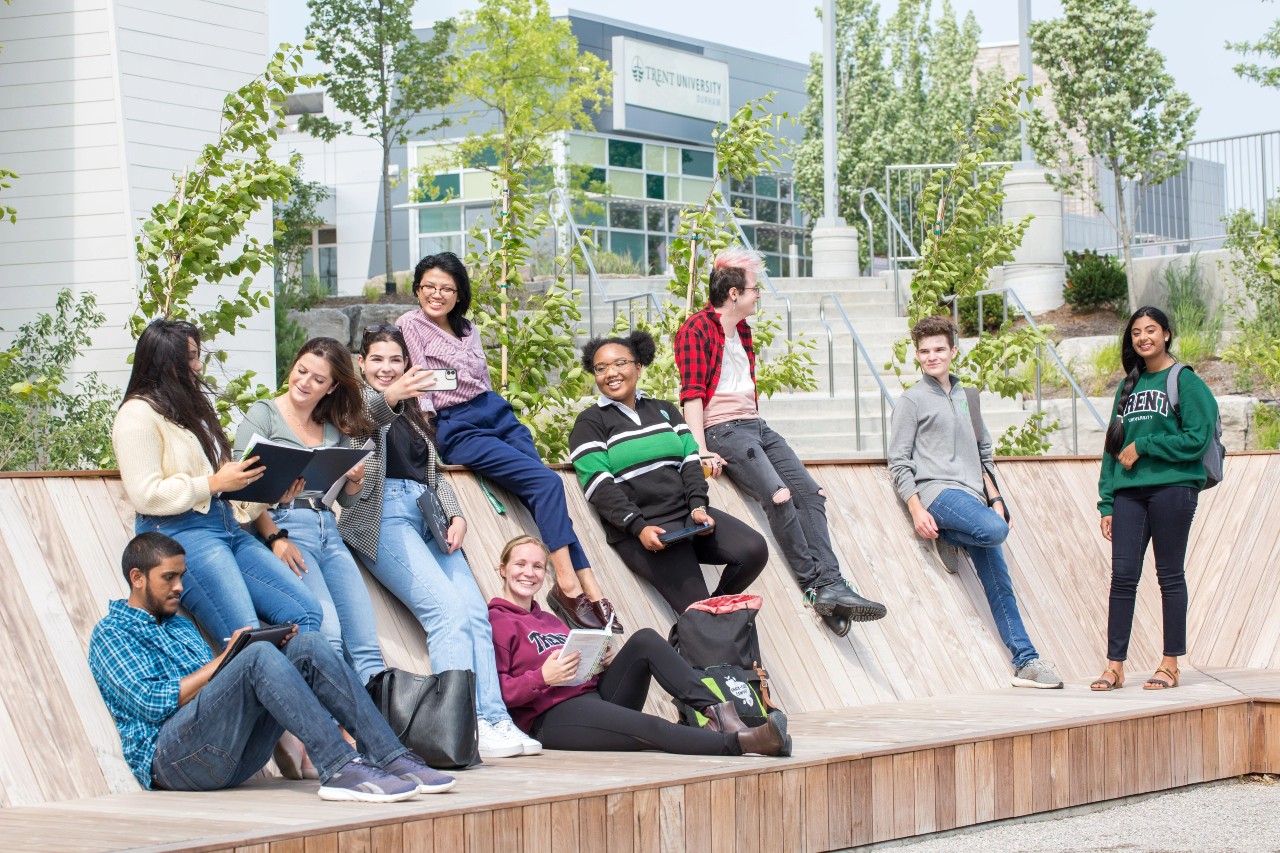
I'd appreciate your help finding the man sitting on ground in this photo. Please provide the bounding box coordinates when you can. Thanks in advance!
[89,532,456,801]
[887,315,1062,689]
[674,247,887,636]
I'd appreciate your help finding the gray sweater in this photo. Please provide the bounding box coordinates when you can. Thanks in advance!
[887,374,994,509]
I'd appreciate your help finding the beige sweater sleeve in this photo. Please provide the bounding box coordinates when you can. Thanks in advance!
[112,399,215,516]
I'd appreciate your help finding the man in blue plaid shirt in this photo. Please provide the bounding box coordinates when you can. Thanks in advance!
[89,532,456,802]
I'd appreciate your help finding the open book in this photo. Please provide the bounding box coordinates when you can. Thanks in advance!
[560,614,615,686]
[223,435,373,505]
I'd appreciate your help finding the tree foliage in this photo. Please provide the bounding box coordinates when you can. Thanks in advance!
[793,0,1014,249]
[446,0,611,462]
[132,43,319,423]
[273,176,331,384]
[301,0,455,290]
[894,80,1057,455]
[1227,8,1280,90]
[0,290,117,471]
[1028,0,1199,305]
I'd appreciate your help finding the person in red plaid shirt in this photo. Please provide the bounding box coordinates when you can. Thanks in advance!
[674,248,888,636]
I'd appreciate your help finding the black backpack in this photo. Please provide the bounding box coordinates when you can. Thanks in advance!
[1167,363,1226,489]
[668,594,779,728]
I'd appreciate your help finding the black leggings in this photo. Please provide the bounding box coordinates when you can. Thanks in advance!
[610,508,768,614]
[532,628,741,755]
[1107,485,1198,661]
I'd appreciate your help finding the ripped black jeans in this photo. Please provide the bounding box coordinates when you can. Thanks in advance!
[705,417,840,591]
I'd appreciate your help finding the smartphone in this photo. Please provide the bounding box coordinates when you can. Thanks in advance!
[428,367,459,392]
[212,623,295,679]
[658,522,713,545]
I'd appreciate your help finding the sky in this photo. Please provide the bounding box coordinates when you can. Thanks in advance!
[267,0,1280,141]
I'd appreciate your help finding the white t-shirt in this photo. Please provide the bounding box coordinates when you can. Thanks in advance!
[704,333,759,427]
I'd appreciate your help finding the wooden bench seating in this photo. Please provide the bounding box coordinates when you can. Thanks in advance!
[0,455,1278,851]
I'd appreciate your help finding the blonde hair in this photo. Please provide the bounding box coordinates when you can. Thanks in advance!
[498,535,549,573]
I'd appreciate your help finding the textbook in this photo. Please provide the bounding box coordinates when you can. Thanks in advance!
[560,614,615,686]
[222,434,373,505]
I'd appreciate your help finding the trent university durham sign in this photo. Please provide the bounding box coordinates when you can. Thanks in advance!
[611,36,731,129]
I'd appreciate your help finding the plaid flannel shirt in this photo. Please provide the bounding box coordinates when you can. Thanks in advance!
[674,304,757,406]
[88,600,213,788]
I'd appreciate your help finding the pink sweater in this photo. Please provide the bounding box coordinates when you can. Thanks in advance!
[487,598,597,732]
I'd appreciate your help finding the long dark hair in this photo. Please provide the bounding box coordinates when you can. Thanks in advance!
[1104,306,1174,458]
[288,337,374,437]
[122,319,230,468]
[412,252,472,338]
[359,326,435,441]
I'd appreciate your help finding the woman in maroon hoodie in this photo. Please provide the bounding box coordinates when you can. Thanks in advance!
[487,536,791,756]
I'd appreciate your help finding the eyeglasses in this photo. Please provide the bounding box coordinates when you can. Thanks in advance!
[742,285,761,293]
[363,324,400,334]
[592,358,636,375]
[417,284,458,297]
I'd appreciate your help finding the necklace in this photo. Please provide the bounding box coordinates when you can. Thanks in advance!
[278,399,321,443]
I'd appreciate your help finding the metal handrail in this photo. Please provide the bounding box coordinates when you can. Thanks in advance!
[858,188,920,316]
[817,293,897,456]
[948,287,1107,454]
[715,195,794,345]
[546,187,613,336]
[610,291,666,328]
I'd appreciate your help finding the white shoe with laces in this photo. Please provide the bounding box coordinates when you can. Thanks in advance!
[477,718,525,758]
[495,718,543,755]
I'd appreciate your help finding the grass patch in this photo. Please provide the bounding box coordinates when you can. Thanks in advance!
[1165,254,1222,369]
[1255,404,1280,450]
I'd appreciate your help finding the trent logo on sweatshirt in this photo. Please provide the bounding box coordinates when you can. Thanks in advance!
[1121,389,1170,421]
[528,630,568,655]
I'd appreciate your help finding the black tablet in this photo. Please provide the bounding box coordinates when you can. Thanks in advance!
[657,522,712,545]
[211,624,295,679]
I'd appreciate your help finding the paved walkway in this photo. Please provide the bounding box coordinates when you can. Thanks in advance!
[888,776,1280,852]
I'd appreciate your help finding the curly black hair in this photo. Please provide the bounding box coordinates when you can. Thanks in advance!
[580,330,657,371]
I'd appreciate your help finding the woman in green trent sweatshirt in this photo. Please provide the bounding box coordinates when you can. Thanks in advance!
[1091,307,1217,693]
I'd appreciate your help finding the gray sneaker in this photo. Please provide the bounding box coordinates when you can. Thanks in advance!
[1012,659,1064,689]
[933,540,972,575]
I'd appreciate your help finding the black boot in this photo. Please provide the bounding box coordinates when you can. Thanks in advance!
[702,701,749,734]
[808,581,887,623]
[821,611,852,637]
[735,711,792,757]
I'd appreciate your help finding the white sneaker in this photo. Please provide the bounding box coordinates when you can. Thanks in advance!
[477,718,525,758]
[495,718,543,755]
[1012,659,1064,689]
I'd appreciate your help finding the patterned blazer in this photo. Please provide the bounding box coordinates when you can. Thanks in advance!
[338,384,465,565]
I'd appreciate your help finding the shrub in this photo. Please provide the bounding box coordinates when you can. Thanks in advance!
[1081,339,1123,396]
[1063,250,1127,309]
[362,281,383,303]
[1255,403,1280,450]
[1164,254,1221,369]
[955,292,1006,335]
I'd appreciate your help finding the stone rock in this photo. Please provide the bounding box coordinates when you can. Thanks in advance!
[1216,395,1257,452]
[1053,336,1115,369]
[343,304,408,350]
[288,308,349,346]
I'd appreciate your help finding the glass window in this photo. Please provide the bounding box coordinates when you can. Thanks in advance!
[644,144,666,172]
[647,235,667,274]
[318,227,337,245]
[730,195,754,217]
[730,176,753,194]
[779,177,793,200]
[569,133,607,165]
[681,148,714,178]
[609,170,644,199]
[764,254,781,276]
[610,231,645,262]
[681,177,714,203]
[609,204,643,230]
[608,139,643,169]
[466,146,499,169]
[418,234,461,257]
[757,229,779,252]
[757,199,779,223]
[584,167,607,191]
[755,175,778,198]
[418,206,462,233]
[647,206,665,232]
[645,174,664,200]
[462,171,497,200]
[420,172,460,201]
[779,203,793,225]
[667,208,682,233]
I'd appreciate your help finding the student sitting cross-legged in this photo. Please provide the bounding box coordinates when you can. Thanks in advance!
[487,535,791,757]
[88,532,456,801]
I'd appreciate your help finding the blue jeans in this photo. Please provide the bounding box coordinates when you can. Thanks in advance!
[366,478,511,724]
[150,633,406,790]
[928,489,1038,669]
[136,499,321,646]
[269,506,386,684]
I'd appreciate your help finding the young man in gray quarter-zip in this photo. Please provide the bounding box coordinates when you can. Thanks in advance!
[887,315,1062,689]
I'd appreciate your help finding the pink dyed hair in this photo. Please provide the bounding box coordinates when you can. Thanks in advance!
[712,246,764,272]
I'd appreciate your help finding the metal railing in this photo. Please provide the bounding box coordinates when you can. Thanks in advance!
[817,293,897,456]
[610,291,666,328]
[946,287,1107,454]
[716,196,794,345]
[857,188,920,315]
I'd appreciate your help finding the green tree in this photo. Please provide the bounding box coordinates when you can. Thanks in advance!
[301,0,454,293]
[442,0,612,461]
[1029,0,1199,309]
[1227,7,1280,90]
[132,43,319,423]
[894,80,1056,455]
[0,290,117,471]
[272,176,331,384]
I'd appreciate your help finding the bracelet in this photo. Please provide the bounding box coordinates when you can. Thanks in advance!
[265,529,290,547]
[988,497,1004,507]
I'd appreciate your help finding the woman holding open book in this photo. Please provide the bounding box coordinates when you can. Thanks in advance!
[112,319,321,646]
[488,535,791,756]
[233,337,386,687]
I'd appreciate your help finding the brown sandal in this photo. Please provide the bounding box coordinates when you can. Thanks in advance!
[1143,665,1180,690]
[1090,667,1124,691]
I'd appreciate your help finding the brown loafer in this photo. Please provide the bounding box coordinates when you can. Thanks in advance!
[547,585,606,630]
[592,597,625,634]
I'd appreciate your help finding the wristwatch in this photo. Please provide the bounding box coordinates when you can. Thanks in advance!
[265,529,290,547]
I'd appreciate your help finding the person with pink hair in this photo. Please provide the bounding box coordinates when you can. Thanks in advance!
[673,248,887,636]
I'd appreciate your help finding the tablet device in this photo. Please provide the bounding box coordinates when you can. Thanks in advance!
[657,522,712,545]
[427,368,459,392]
[212,624,295,679]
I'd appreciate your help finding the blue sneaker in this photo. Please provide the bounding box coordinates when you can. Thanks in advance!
[381,752,457,794]
[317,757,420,803]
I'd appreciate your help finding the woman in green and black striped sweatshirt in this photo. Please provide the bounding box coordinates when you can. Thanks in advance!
[569,331,767,616]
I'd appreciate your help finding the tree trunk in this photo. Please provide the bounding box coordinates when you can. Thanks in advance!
[382,141,395,295]
[1113,167,1137,314]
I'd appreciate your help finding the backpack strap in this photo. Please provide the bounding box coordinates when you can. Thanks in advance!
[1166,362,1188,425]
[963,386,984,441]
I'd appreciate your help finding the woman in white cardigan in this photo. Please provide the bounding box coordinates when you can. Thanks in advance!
[112,319,321,645]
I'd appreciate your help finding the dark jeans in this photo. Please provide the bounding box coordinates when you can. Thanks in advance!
[150,632,407,790]
[532,628,740,755]
[610,508,768,614]
[705,417,840,591]
[1107,485,1198,661]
